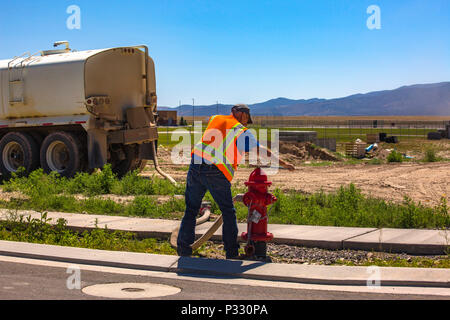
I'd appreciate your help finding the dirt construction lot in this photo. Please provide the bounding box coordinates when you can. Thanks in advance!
[144,144,450,207]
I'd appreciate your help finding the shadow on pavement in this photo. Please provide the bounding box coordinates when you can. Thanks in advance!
[174,256,265,279]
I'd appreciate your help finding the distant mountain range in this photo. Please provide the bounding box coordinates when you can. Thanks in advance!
[159,82,450,117]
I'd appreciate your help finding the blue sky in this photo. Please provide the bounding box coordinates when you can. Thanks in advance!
[1,0,449,107]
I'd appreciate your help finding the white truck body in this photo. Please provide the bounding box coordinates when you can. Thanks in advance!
[0,44,159,177]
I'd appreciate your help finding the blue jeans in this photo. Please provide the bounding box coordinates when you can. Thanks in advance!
[177,160,239,258]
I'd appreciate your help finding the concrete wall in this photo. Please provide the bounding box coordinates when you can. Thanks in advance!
[313,138,337,152]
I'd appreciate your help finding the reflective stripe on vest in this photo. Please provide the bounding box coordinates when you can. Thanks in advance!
[193,142,235,179]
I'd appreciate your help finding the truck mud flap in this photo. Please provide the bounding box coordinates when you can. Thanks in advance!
[88,129,108,169]
[139,141,157,160]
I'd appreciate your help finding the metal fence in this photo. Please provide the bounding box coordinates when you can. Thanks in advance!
[250,118,450,129]
[248,118,450,142]
[173,117,450,142]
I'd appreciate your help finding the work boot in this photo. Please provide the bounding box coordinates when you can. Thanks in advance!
[226,255,244,260]
[177,247,192,257]
[225,251,242,260]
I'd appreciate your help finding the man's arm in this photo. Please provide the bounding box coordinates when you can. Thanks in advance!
[237,130,294,171]
[256,145,295,171]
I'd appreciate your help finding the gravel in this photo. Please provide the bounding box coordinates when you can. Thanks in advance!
[266,243,447,265]
[197,241,448,266]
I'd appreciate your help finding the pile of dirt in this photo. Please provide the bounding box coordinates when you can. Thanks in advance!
[279,142,341,163]
[156,146,172,159]
[371,148,391,160]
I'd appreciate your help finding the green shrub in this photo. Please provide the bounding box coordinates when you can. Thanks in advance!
[111,171,184,196]
[387,150,403,163]
[66,164,116,195]
[424,148,438,162]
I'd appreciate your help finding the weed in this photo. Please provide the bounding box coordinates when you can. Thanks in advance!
[387,150,403,163]
[424,148,438,162]
[367,158,382,165]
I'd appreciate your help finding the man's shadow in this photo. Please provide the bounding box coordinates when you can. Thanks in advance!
[174,256,267,280]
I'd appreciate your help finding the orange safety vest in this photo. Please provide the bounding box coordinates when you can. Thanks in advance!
[192,114,248,182]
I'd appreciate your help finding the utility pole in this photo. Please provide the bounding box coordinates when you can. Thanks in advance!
[192,98,195,125]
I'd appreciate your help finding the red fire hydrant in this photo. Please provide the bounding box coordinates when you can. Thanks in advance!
[240,167,277,261]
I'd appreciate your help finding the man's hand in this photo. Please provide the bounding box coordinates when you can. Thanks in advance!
[279,159,295,171]
[284,163,295,171]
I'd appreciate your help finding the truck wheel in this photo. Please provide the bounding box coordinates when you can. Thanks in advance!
[110,144,141,178]
[0,132,40,179]
[40,132,83,178]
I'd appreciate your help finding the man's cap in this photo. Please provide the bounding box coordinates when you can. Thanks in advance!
[231,104,253,124]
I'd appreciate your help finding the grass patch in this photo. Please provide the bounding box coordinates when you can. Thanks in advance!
[2,213,447,268]
[2,165,185,197]
[301,161,335,167]
[1,169,449,229]
[5,185,445,229]
[1,195,185,220]
[234,184,450,229]
[0,212,176,255]
[334,257,450,268]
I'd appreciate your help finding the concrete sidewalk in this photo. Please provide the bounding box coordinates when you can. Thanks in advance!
[0,240,448,288]
[0,209,449,255]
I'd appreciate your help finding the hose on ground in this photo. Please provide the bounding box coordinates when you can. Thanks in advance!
[170,194,244,251]
[151,140,178,186]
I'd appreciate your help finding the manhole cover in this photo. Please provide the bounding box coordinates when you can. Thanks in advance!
[82,283,181,299]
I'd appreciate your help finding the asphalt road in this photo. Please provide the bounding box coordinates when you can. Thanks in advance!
[0,255,449,301]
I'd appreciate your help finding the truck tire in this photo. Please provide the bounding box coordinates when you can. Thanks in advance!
[110,144,141,177]
[0,132,40,179]
[40,132,84,178]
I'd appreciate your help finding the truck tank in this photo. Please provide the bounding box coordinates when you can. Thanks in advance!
[0,46,156,120]
[0,43,172,181]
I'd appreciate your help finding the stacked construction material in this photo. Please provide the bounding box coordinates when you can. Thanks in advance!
[366,133,380,144]
[384,136,399,143]
[344,142,366,158]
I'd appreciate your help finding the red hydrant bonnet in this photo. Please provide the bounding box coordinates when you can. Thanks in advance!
[244,167,272,186]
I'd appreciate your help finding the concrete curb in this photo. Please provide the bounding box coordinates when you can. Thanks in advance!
[0,240,449,288]
[0,209,449,255]
[0,240,178,273]
[343,228,450,255]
